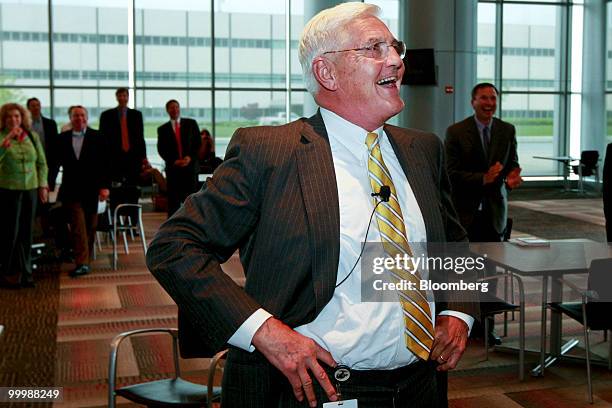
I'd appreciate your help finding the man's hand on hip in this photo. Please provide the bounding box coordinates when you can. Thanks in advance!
[252,317,338,407]
[429,315,469,371]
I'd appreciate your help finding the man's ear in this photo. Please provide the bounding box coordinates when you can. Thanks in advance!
[312,56,338,91]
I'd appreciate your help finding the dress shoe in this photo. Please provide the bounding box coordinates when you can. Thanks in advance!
[0,280,21,289]
[488,332,502,346]
[69,264,90,278]
[21,280,35,288]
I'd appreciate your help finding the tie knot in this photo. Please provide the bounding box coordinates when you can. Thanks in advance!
[365,132,378,149]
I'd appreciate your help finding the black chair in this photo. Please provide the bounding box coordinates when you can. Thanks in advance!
[571,150,600,194]
[545,258,612,403]
[108,328,226,407]
[479,272,526,380]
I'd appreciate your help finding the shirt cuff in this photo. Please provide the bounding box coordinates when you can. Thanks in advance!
[227,308,273,352]
[438,310,475,336]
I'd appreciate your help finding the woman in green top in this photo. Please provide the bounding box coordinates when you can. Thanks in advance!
[0,102,48,288]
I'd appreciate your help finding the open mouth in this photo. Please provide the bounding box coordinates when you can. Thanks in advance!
[376,76,398,88]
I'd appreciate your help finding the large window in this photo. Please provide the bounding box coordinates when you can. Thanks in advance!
[606,1,612,144]
[477,0,576,177]
[0,0,400,159]
[0,0,50,102]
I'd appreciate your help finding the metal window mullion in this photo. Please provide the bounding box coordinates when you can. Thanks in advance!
[496,0,503,116]
[285,0,291,123]
[560,3,570,157]
[211,0,216,137]
[48,0,55,118]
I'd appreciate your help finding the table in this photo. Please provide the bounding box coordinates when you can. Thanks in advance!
[470,239,612,376]
[532,156,575,191]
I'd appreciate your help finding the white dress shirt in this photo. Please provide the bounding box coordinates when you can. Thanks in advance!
[72,130,85,160]
[228,109,473,369]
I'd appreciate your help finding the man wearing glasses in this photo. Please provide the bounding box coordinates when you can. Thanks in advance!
[148,3,475,407]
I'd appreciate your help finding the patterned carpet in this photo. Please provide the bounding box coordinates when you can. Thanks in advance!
[1,191,611,407]
[52,212,224,407]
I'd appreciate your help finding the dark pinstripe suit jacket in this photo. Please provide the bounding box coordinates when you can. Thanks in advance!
[146,111,475,359]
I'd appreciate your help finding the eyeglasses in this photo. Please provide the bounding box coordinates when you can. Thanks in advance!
[323,40,406,60]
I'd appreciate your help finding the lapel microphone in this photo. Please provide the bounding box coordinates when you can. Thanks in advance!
[335,185,392,288]
[371,185,391,202]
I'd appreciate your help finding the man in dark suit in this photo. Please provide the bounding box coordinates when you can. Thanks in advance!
[157,99,201,217]
[27,97,59,188]
[99,87,146,210]
[53,106,110,277]
[147,3,476,407]
[445,83,523,343]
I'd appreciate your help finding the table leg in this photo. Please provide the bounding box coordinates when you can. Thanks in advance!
[532,274,581,376]
[562,160,570,191]
[550,275,563,354]
[532,275,548,377]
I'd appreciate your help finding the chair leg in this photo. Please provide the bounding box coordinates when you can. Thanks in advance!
[139,221,147,255]
[519,305,525,381]
[127,216,135,241]
[485,316,490,361]
[584,326,593,404]
[538,277,548,377]
[503,273,509,336]
[113,217,118,271]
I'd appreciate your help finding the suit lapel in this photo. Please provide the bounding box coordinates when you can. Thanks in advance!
[384,125,442,242]
[295,111,340,314]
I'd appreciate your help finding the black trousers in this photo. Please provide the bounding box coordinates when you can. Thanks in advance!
[167,177,197,217]
[0,188,37,285]
[221,349,444,408]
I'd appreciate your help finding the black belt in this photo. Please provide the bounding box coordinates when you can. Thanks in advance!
[327,360,432,388]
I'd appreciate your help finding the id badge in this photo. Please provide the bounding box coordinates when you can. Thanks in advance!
[323,399,358,408]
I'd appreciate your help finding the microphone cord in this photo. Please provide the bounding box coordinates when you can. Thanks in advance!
[335,199,384,289]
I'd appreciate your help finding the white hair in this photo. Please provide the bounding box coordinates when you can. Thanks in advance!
[298,2,381,95]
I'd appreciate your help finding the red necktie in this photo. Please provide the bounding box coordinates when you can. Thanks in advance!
[175,121,183,159]
[120,110,130,152]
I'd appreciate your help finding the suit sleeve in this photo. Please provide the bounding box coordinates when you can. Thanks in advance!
[135,110,146,161]
[147,128,263,352]
[46,119,59,190]
[157,125,175,165]
[98,111,107,138]
[504,124,520,175]
[445,126,485,190]
[433,135,479,319]
[32,131,48,188]
[96,130,111,190]
[49,131,64,190]
[437,136,467,243]
[188,119,201,159]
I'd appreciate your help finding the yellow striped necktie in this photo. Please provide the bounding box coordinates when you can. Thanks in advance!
[365,131,434,360]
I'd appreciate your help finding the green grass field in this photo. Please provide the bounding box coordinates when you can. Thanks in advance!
[143,120,258,140]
